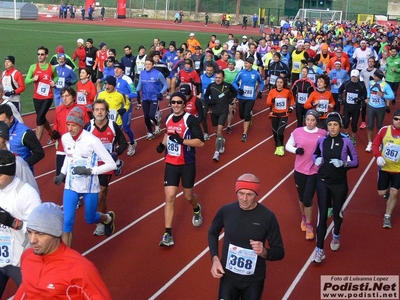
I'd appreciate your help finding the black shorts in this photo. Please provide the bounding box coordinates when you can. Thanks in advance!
[294,171,317,207]
[211,112,228,127]
[164,163,196,189]
[33,98,53,126]
[218,276,264,300]
[377,170,400,191]
[98,174,112,187]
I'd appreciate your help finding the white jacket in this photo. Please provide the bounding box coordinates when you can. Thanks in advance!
[61,130,116,193]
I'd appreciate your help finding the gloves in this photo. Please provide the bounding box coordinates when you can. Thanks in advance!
[190,78,195,84]
[0,207,17,228]
[301,59,307,64]
[156,142,166,153]
[377,156,386,167]
[338,96,343,105]
[118,108,126,116]
[295,147,304,155]
[315,157,323,166]
[65,79,72,86]
[271,97,276,103]
[51,130,60,140]
[238,88,244,95]
[54,173,66,186]
[169,131,184,144]
[386,106,391,114]
[331,78,338,84]
[157,93,164,100]
[4,91,15,97]
[257,91,263,99]
[288,106,294,113]
[330,159,344,168]
[72,166,92,176]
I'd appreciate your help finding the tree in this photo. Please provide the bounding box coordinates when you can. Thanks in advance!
[195,0,200,20]
[235,0,241,23]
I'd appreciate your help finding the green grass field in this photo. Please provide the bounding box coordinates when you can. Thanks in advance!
[0,19,213,114]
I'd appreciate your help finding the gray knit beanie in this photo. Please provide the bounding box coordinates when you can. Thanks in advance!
[27,202,64,237]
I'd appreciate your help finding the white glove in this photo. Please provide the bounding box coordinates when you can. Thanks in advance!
[315,157,323,166]
[377,156,386,167]
[330,159,344,168]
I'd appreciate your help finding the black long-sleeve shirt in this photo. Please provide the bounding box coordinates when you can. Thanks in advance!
[21,130,45,166]
[204,81,237,114]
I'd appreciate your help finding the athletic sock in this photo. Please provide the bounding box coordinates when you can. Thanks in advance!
[193,205,200,214]
[166,228,172,235]
[384,214,391,218]
[104,214,111,224]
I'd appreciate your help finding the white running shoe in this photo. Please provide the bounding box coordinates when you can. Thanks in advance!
[365,142,372,152]
[127,141,137,156]
[93,223,105,236]
[212,151,220,162]
[146,133,155,140]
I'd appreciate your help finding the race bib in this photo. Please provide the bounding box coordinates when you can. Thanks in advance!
[70,157,90,179]
[293,62,301,71]
[307,73,316,82]
[384,143,400,162]
[137,65,144,73]
[77,92,87,105]
[275,97,287,110]
[56,77,65,89]
[125,67,131,76]
[316,100,329,113]
[371,94,381,104]
[297,92,308,104]
[194,61,201,70]
[358,57,366,69]
[225,244,257,276]
[270,75,278,85]
[243,85,254,98]
[37,82,50,97]
[109,109,117,122]
[334,79,342,89]
[0,228,12,265]
[166,139,181,156]
[346,92,358,104]
[85,57,93,66]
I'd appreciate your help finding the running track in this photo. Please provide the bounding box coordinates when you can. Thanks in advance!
[4,16,400,299]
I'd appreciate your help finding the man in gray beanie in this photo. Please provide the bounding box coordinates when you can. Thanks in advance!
[14,202,112,299]
[0,149,41,298]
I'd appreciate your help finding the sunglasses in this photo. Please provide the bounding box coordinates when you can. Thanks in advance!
[394,117,400,121]
[170,100,183,104]
[37,53,46,56]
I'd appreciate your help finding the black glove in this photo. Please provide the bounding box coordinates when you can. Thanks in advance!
[4,91,15,97]
[51,130,60,140]
[169,131,184,144]
[156,142,166,153]
[0,207,17,228]
[338,96,343,105]
[238,88,244,95]
[295,147,305,155]
[157,93,163,100]
[301,59,307,64]
[72,166,92,176]
[257,91,263,99]
[118,108,126,116]
[190,78,195,84]
[271,97,276,103]
[65,79,72,86]
[288,106,294,113]
[386,106,391,114]
[54,173,66,186]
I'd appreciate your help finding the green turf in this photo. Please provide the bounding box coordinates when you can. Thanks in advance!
[0,19,213,114]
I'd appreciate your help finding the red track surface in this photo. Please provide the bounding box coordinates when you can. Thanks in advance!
[4,16,399,300]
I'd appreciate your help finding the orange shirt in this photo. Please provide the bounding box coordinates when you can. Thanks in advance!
[266,88,295,116]
[304,89,335,119]
[326,55,351,73]
[187,38,201,54]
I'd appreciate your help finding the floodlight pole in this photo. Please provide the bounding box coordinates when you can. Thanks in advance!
[302,0,305,8]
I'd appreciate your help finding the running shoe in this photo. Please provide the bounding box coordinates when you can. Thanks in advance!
[327,207,333,218]
[350,136,356,146]
[277,146,285,156]
[155,110,162,123]
[93,223,105,236]
[146,133,155,140]
[76,196,83,210]
[274,147,279,155]
[305,226,314,240]
[135,104,142,110]
[203,133,210,141]
[192,204,203,227]
[226,126,233,134]
[104,211,115,236]
[365,142,372,152]
[383,216,392,228]
[154,125,161,135]
[219,138,226,154]
[241,133,247,142]
[212,151,220,162]
[359,122,366,129]
[114,160,124,176]
[166,93,171,100]
[312,247,325,263]
[159,232,174,247]
[392,99,396,106]
[300,220,307,232]
[127,141,137,156]
[330,231,340,251]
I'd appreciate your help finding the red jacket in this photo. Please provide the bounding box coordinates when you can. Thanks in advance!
[14,243,112,300]
[72,46,86,69]
[1,67,26,94]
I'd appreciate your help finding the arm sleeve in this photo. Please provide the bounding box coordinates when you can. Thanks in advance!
[14,71,26,94]
[114,123,128,156]
[24,64,36,84]
[187,115,204,142]
[158,72,168,94]
[265,213,285,261]
[285,132,297,153]
[372,127,386,157]
[195,98,204,123]
[208,208,224,258]
[91,137,117,175]
[22,130,45,166]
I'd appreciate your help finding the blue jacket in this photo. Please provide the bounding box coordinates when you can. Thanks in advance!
[137,68,168,100]
[328,69,350,94]
[232,68,264,100]
[200,73,216,100]
[9,119,32,161]
[54,64,77,93]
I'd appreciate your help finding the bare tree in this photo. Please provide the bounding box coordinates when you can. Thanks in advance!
[235,0,241,23]
[195,0,200,20]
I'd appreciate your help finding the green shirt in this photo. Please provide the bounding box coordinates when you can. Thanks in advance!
[223,68,239,84]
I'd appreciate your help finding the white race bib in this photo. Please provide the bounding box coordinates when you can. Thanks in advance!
[270,75,278,85]
[316,99,329,113]
[109,109,117,122]
[77,92,87,105]
[346,92,358,104]
[0,228,12,265]
[293,62,301,71]
[275,97,287,110]
[307,73,316,82]
[194,61,201,70]
[297,92,308,104]
[243,85,254,98]
[56,77,65,89]
[225,244,257,276]
[37,82,50,97]
[166,139,181,156]
[371,94,381,104]
[384,143,400,162]
[125,67,131,76]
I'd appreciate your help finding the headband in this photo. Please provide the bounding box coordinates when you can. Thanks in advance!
[235,180,260,195]
[0,161,16,176]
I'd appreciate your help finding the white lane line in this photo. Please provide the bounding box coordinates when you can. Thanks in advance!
[149,169,295,299]
[81,119,296,256]
[281,157,375,300]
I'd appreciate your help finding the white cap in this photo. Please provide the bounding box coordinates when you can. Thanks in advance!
[334,60,342,65]
[351,69,360,77]
[189,33,195,37]
[77,38,84,44]
[242,35,247,39]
